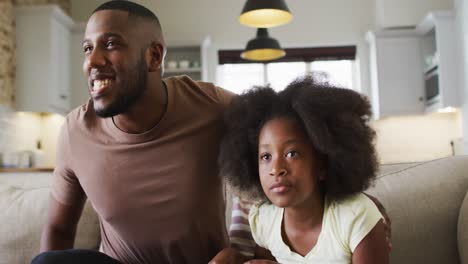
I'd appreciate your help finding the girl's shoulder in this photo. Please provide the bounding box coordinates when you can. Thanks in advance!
[249,201,282,224]
[328,192,377,216]
[326,193,383,252]
[248,202,283,248]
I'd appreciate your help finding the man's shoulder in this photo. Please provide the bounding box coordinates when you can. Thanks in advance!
[164,75,235,106]
[65,99,98,128]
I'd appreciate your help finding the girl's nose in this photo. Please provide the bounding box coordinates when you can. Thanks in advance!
[269,165,287,177]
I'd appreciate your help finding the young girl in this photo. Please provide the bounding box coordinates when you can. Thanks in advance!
[219,76,389,263]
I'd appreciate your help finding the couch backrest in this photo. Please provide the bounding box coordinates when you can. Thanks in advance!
[459,190,468,264]
[367,155,468,264]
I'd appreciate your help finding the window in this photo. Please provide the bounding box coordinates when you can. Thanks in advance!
[217,46,356,94]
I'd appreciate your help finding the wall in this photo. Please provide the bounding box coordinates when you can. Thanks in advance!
[40,114,65,167]
[0,111,42,155]
[71,0,374,95]
[375,0,453,28]
[372,111,463,164]
[0,111,63,167]
[14,0,70,14]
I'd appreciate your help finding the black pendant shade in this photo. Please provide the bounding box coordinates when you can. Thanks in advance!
[241,28,286,61]
[239,0,292,28]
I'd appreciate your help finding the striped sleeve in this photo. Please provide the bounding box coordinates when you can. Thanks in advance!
[229,196,256,257]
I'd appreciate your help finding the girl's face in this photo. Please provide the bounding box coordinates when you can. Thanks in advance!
[258,117,323,209]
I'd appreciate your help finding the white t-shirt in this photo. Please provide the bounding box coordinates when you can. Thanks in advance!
[249,193,383,264]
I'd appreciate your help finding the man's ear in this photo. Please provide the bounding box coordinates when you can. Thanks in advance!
[147,41,165,72]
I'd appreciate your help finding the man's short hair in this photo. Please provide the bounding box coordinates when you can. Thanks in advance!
[93,0,161,27]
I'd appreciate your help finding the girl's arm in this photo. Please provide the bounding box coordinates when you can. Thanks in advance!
[352,219,389,264]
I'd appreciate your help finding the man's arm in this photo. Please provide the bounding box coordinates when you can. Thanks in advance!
[40,195,85,252]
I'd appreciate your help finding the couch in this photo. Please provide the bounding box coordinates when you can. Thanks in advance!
[1,155,467,264]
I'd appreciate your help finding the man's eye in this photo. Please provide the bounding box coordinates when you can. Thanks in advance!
[106,41,115,48]
[260,153,271,161]
[286,151,298,158]
[83,46,92,53]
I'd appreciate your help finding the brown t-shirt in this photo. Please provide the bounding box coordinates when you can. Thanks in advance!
[52,76,234,264]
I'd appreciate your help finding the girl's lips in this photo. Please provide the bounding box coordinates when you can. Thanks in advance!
[271,185,291,193]
[270,183,293,193]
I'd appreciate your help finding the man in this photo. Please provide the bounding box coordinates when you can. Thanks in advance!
[32,1,236,263]
[32,1,390,264]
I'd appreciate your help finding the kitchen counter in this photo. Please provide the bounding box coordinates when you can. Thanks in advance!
[0,167,54,173]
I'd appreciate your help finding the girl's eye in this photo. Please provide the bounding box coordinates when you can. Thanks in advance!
[286,151,298,158]
[260,153,271,161]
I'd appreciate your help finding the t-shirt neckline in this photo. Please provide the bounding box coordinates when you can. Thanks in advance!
[104,79,172,143]
[278,196,328,259]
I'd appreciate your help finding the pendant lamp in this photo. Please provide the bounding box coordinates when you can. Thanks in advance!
[241,28,286,61]
[239,0,292,28]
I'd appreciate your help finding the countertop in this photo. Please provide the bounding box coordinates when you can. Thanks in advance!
[0,167,54,173]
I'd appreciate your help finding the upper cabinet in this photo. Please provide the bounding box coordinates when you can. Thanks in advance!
[15,5,74,115]
[163,37,211,81]
[415,11,459,112]
[368,10,460,119]
[367,30,425,119]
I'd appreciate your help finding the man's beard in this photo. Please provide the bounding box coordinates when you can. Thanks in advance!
[94,56,148,118]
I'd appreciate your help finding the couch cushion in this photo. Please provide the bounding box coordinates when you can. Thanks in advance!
[367,156,468,264]
[459,190,468,264]
[0,183,100,264]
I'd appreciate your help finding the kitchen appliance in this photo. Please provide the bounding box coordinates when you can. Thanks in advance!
[424,66,440,106]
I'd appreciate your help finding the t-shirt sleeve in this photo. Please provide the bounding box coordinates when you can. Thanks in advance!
[343,193,383,252]
[214,85,236,107]
[248,203,267,249]
[51,118,86,206]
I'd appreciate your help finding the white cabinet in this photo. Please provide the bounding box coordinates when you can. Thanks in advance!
[15,5,74,115]
[366,30,425,119]
[70,23,88,109]
[415,11,460,113]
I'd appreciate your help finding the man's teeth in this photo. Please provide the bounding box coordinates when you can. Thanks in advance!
[93,79,111,91]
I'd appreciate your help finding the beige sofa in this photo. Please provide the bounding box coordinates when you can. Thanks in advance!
[1,155,467,264]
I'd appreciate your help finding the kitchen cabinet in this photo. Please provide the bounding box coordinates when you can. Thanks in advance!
[366,29,425,119]
[415,11,460,113]
[164,37,211,81]
[15,5,74,115]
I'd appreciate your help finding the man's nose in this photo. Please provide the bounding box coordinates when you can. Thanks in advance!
[84,48,107,71]
[269,159,287,177]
